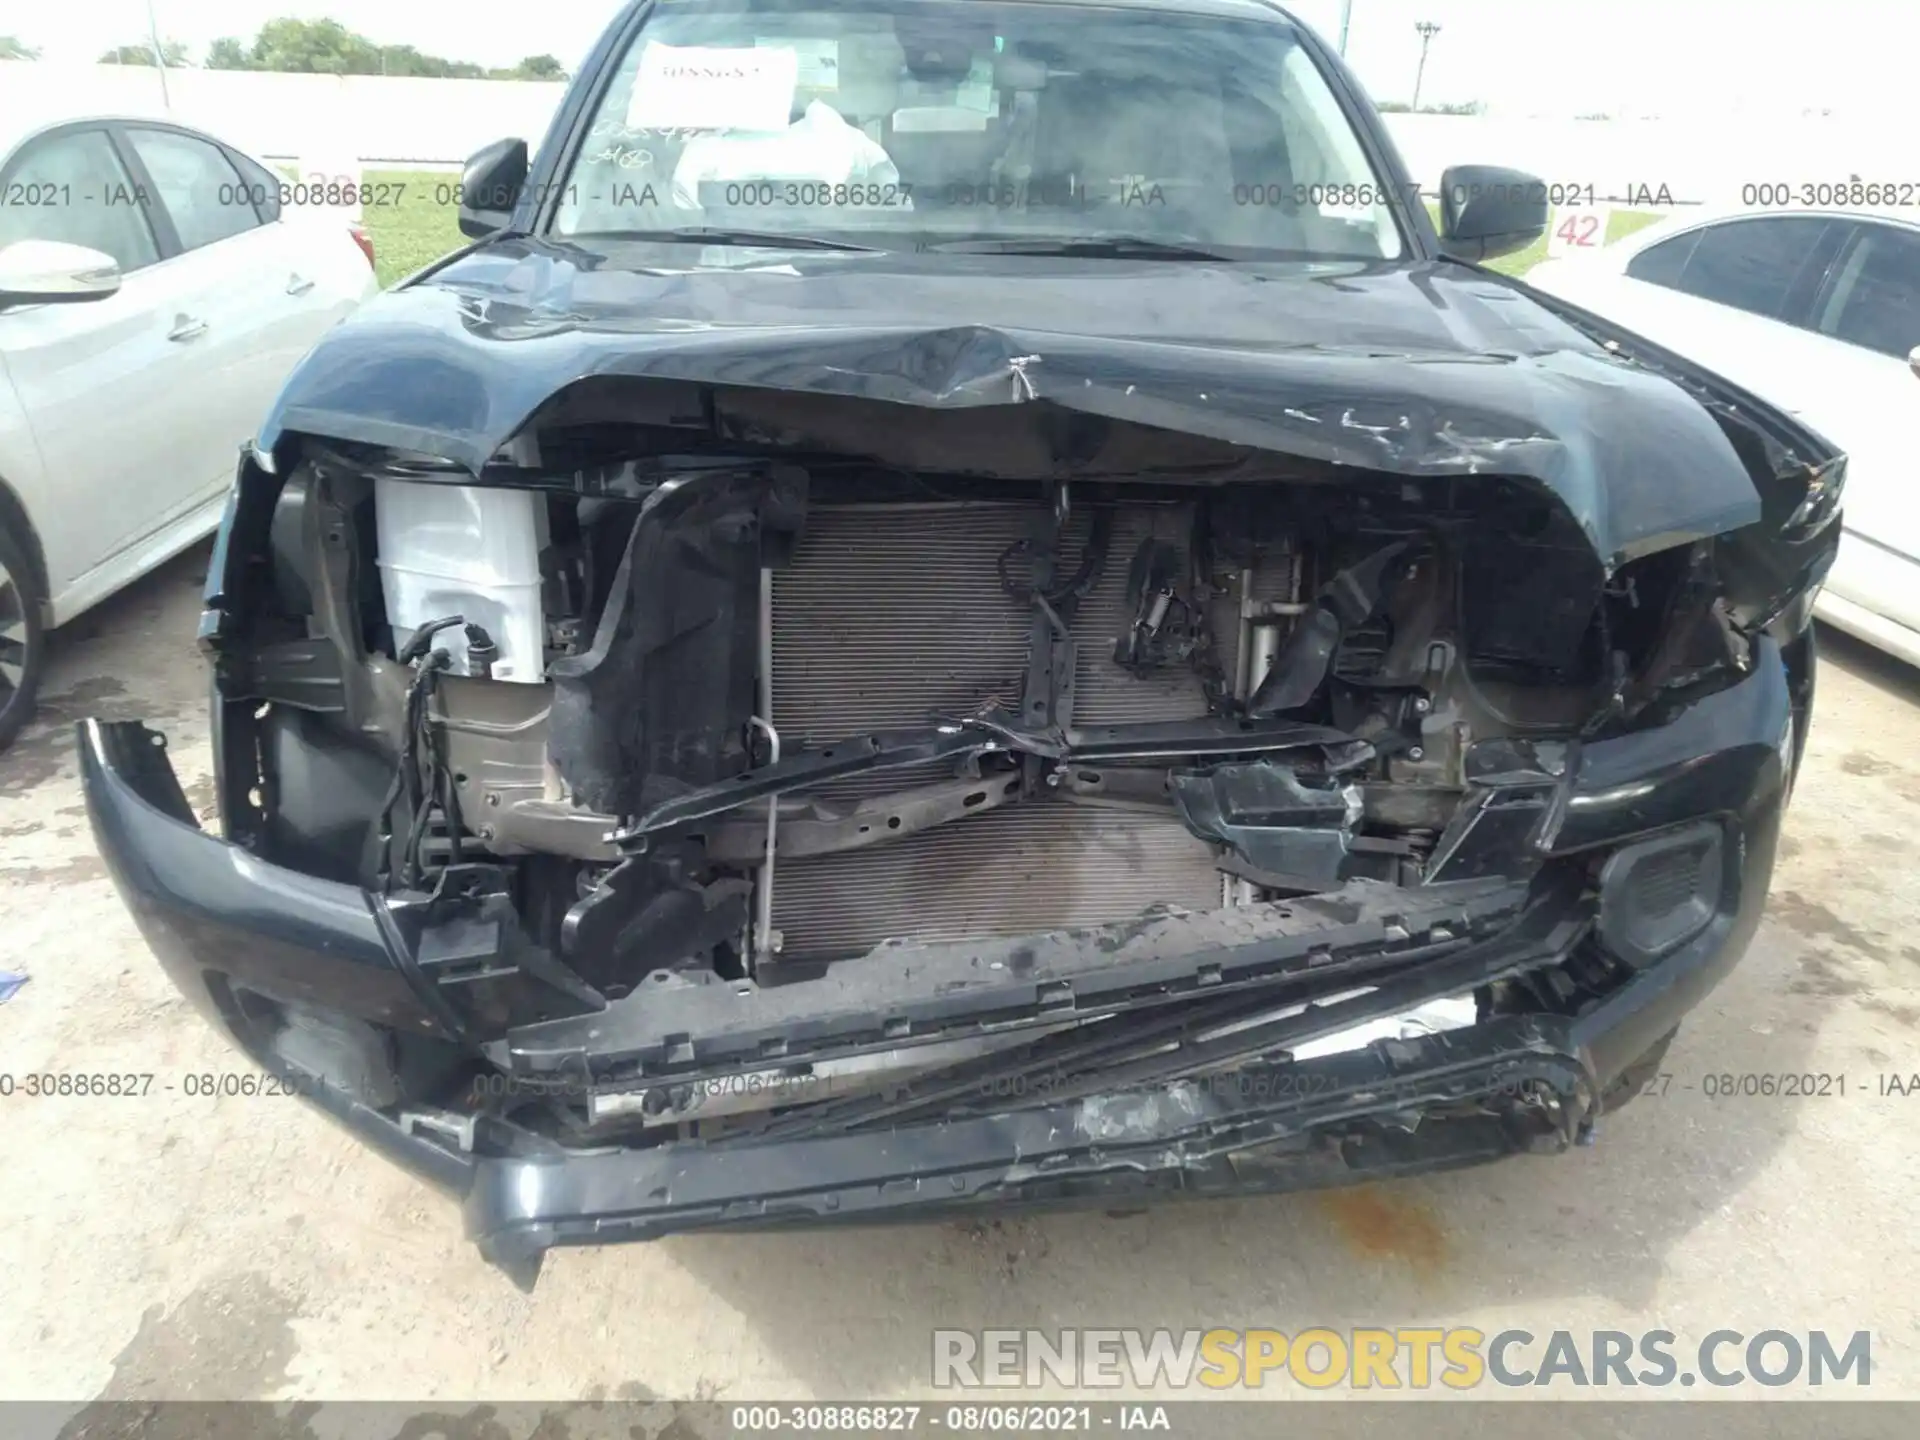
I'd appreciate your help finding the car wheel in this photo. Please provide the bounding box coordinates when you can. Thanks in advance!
[0,520,46,753]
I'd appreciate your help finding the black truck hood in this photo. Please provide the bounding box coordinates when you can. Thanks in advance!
[261,236,1797,567]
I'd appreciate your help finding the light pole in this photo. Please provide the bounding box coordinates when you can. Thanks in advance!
[1338,0,1353,56]
[1412,20,1441,111]
[145,0,171,108]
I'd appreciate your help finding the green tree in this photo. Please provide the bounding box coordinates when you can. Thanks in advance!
[99,39,191,66]
[0,35,40,60]
[204,36,253,70]
[377,44,485,78]
[374,42,427,75]
[510,54,566,80]
[218,18,498,78]
[248,17,380,74]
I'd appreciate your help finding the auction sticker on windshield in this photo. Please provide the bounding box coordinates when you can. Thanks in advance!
[627,42,799,132]
[759,37,839,90]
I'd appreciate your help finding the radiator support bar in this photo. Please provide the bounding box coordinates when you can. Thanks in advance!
[611,714,1370,848]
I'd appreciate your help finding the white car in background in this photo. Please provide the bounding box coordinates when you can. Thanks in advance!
[0,115,379,748]
[1527,207,1920,667]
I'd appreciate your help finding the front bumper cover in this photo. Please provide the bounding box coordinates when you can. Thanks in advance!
[81,640,1792,1282]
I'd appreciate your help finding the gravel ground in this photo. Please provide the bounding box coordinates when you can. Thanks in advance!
[2,539,1918,1410]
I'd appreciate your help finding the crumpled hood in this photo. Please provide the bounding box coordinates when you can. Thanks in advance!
[260,235,1772,567]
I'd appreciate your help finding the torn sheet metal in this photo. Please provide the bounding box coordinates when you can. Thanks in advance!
[256,236,1792,568]
[1286,991,1479,1060]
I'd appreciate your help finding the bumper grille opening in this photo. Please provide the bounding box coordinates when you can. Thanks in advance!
[1597,823,1726,968]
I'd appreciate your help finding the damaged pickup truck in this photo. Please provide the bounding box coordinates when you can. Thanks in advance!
[83,0,1842,1283]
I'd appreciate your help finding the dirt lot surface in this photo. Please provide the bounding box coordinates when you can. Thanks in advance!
[3,542,1917,1413]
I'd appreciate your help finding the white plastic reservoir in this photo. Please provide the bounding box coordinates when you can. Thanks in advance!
[375,478,547,683]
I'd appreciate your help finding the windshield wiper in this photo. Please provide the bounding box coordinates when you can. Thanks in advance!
[578,227,881,253]
[924,235,1235,260]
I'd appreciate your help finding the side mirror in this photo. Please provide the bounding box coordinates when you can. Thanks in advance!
[1909,345,1920,382]
[0,240,122,305]
[458,138,530,240]
[1436,164,1550,263]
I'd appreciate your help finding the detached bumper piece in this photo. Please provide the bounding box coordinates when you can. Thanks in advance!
[79,638,1791,1280]
[466,1013,1597,1279]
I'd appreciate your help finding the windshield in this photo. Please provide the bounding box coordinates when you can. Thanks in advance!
[551,0,1407,260]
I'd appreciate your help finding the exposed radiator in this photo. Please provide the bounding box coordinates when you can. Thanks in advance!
[770,502,1215,740]
[770,504,1035,744]
[768,501,1224,961]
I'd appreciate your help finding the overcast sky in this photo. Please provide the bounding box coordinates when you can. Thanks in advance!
[7,0,1914,118]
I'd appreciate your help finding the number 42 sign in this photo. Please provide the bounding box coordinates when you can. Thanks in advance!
[1547,203,1613,258]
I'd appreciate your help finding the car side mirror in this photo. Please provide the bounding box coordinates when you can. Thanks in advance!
[1909,345,1920,381]
[0,240,122,306]
[1436,164,1550,263]
[457,138,530,240]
